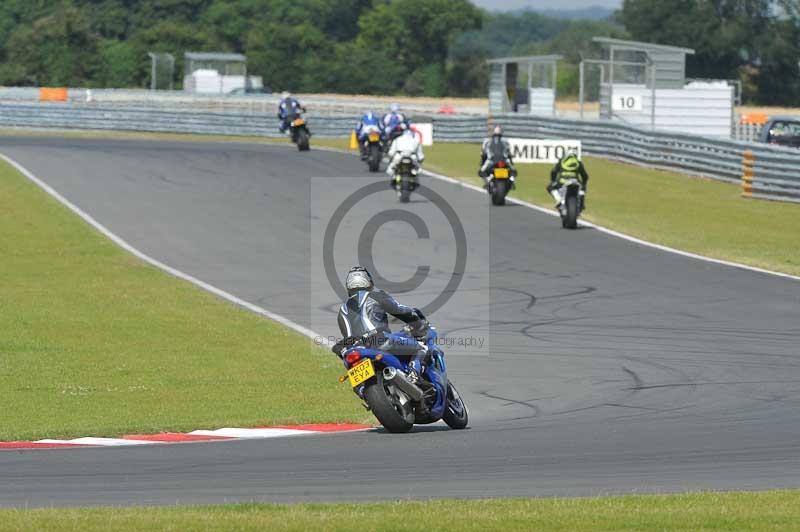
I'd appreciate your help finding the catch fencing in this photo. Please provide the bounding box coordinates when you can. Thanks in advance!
[0,102,797,203]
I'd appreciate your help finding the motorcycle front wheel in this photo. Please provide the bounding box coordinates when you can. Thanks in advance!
[442,382,469,429]
[364,371,414,433]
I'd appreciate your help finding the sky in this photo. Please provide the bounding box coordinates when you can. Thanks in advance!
[471,0,621,10]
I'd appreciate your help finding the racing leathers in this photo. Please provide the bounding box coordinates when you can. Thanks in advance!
[381,111,409,142]
[548,154,589,208]
[333,289,429,377]
[386,130,424,186]
[355,112,382,158]
[479,135,517,185]
[277,97,305,133]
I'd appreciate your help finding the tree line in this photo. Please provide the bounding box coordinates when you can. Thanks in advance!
[0,0,797,104]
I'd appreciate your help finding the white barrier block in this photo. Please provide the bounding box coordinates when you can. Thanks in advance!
[507,139,582,164]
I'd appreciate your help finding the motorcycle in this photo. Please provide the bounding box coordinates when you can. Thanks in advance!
[361,126,383,172]
[392,156,419,203]
[288,111,311,151]
[487,160,515,206]
[339,325,469,433]
[556,177,585,229]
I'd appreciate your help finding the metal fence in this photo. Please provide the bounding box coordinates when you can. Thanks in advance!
[0,102,797,203]
[434,114,800,203]
[0,103,354,137]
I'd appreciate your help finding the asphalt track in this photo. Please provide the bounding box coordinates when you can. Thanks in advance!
[1,136,799,508]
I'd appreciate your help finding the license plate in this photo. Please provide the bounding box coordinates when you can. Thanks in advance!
[494,168,509,178]
[368,133,380,142]
[347,358,375,387]
[293,118,305,126]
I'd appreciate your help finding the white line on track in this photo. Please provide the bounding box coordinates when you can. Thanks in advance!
[0,153,325,342]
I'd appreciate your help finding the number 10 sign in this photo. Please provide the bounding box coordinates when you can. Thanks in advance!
[612,92,644,112]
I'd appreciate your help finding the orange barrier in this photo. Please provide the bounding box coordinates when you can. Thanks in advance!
[39,87,68,102]
[741,150,754,198]
[740,113,768,125]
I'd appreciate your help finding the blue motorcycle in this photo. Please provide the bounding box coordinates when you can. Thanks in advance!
[339,325,469,433]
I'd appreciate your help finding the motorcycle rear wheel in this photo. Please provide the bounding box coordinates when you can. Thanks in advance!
[367,144,381,172]
[565,195,578,229]
[296,129,310,151]
[364,372,414,433]
[491,180,507,206]
[442,382,469,429]
[399,182,411,203]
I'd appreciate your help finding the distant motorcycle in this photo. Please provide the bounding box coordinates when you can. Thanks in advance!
[361,127,383,172]
[392,156,419,203]
[339,325,469,433]
[288,111,310,151]
[486,160,515,206]
[556,177,585,229]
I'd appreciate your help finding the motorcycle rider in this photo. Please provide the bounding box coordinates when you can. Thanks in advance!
[277,91,306,134]
[548,150,589,209]
[386,126,424,189]
[478,125,517,188]
[333,266,430,385]
[381,103,410,143]
[354,111,382,160]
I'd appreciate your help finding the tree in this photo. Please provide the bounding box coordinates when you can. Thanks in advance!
[356,0,483,95]
[619,0,799,104]
[0,4,99,86]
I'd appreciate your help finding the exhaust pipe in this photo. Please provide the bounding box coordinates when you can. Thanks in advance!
[382,367,424,402]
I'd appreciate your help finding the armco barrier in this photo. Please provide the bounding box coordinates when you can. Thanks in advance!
[0,103,354,138]
[0,103,797,203]
[433,114,800,203]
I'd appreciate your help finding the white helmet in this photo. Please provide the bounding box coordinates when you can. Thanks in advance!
[345,266,373,292]
[390,103,400,113]
[281,91,291,100]
[492,125,503,136]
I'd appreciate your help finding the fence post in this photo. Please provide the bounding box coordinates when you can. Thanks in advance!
[741,150,754,198]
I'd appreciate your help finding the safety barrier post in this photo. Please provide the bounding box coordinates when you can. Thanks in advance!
[741,150,754,198]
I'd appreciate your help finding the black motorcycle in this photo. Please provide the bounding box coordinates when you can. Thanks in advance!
[393,156,419,203]
[556,178,585,229]
[487,160,515,206]
[288,111,310,151]
[362,129,383,172]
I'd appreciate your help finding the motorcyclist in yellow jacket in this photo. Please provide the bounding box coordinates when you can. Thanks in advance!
[547,152,590,209]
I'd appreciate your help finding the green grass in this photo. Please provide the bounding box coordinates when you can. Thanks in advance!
[3,491,800,530]
[0,158,367,441]
[318,138,800,276]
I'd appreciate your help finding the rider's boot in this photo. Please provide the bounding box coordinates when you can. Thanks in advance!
[550,188,561,209]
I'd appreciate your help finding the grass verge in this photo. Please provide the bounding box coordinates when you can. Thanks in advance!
[0,157,367,441]
[3,491,800,530]
[317,138,800,276]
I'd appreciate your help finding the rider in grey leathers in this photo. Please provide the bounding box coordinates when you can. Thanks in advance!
[332,266,429,381]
